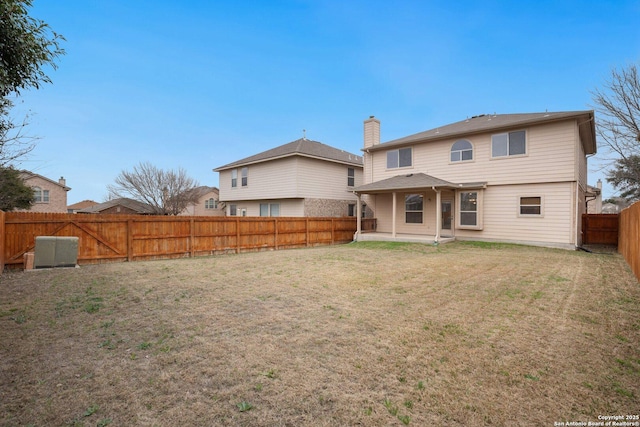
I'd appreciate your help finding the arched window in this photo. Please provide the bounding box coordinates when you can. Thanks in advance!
[205,198,217,209]
[450,140,473,162]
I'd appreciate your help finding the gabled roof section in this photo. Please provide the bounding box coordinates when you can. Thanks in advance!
[353,173,486,193]
[369,111,596,155]
[19,170,72,191]
[214,138,363,171]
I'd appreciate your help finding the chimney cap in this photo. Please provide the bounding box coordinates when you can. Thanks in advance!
[369,115,375,119]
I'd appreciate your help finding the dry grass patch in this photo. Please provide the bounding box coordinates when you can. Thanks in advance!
[1,241,639,426]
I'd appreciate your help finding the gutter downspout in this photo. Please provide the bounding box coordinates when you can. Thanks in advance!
[392,192,397,238]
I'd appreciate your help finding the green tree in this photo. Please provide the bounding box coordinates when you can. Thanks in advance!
[592,63,640,202]
[0,166,34,210]
[0,0,65,165]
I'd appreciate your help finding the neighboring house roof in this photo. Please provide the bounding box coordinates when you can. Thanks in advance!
[67,200,99,210]
[214,138,363,171]
[367,111,596,155]
[188,186,219,199]
[78,198,156,214]
[354,173,486,193]
[19,170,71,191]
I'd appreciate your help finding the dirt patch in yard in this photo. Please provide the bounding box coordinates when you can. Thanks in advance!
[1,241,638,426]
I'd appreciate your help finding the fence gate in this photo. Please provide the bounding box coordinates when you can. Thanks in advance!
[582,214,619,245]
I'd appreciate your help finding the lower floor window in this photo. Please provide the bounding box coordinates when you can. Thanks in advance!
[520,196,542,215]
[405,194,423,224]
[459,191,478,227]
[229,204,237,216]
[260,203,280,217]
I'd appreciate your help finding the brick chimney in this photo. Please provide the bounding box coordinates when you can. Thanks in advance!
[59,176,66,187]
[364,116,380,149]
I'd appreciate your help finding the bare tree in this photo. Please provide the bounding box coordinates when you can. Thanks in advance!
[592,63,640,201]
[107,162,200,215]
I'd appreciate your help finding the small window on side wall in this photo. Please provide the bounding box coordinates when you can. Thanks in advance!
[519,196,542,216]
[347,168,355,187]
[231,169,237,188]
[451,140,473,162]
[241,167,248,187]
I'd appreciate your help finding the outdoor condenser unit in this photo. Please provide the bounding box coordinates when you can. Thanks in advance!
[33,236,79,268]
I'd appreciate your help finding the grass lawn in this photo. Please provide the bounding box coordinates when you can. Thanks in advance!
[1,241,639,426]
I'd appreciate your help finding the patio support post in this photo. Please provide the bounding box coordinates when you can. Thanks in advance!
[355,193,362,241]
[392,192,397,238]
[433,187,441,243]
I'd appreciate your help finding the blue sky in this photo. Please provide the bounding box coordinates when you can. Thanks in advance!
[14,0,640,204]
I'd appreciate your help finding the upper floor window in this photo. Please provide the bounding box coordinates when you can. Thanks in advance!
[405,194,423,224]
[347,167,355,187]
[33,187,50,203]
[231,169,238,188]
[387,147,412,169]
[241,167,248,187]
[492,130,526,158]
[205,198,217,209]
[450,140,473,162]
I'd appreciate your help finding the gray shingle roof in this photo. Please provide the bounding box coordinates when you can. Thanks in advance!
[78,198,155,214]
[369,111,596,154]
[353,173,486,193]
[214,138,363,171]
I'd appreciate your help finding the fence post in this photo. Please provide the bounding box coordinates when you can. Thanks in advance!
[190,218,195,258]
[274,218,278,250]
[127,219,134,262]
[0,211,5,273]
[331,218,335,244]
[236,218,241,254]
[306,218,310,247]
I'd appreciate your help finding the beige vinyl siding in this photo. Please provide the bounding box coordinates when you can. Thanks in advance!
[577,125,588,191]
[455,182,575,246]
[218,157,300,202]
[370,120,579,186]
[296,157,361,200]
[219,157,362,203]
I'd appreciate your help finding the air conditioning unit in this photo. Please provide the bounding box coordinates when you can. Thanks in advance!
[33,236,79,268]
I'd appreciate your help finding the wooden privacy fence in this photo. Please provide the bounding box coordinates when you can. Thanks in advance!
[582,213,619,245]
[1,212,361,270]
[619,201,640,282]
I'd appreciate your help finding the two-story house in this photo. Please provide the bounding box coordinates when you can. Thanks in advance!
[18,171,71,213]
[179,186,225,216]
[353,112,596,249]
[214,138,365,217]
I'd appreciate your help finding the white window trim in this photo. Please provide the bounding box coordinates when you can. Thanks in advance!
[405,193,424,224]
[518,195,544,217]
[386,147,413,170]
[450,139,474,163]
[456,189,483,230]
[491,130,527,159]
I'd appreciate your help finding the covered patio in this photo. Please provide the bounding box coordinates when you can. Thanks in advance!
[353,173,486,244]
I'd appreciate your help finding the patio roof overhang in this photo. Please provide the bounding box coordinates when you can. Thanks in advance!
[352,173,486,194]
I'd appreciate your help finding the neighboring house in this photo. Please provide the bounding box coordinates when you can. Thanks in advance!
[179,186,225,216]
[214,138,365,217]
[585,180,602,214]
[18,171,71,213]
[353,111,597,249]
[77,198,155,215]
[67,200,99,213]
